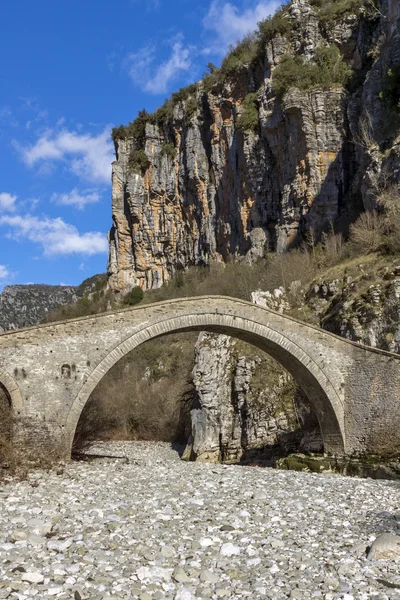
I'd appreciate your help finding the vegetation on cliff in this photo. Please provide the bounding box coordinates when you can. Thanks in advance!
[272,45,352,97]
[111,0,379,157]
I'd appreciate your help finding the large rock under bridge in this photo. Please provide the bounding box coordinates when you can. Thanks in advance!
[0,296,400,460]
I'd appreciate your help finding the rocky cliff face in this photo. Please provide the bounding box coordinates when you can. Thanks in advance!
[0,285,78,331]
[0,275,105,331]
[187,331,322,463]
[308,263,400,352]
[108,0,400,294]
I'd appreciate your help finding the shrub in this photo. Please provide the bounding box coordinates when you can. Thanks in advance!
[151,100,174,124]
[203,71,221,93]
[185,97,198,126]
[122,286,144,306]
[128,110,151,144]
[314,44,353,86]
[349,211,385,254]
[220,33,259,76]
[258,6,293,46]
[272,45,352,98]
[129,149,150,174]
[310,0,370,28]
[161,142,176,160]
[171,83,197,104]
[272,54,316,97]
[237,92,259,132]
[111,124,129,143]
[112,110,152,146]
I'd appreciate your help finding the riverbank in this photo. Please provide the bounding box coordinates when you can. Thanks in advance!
[0,441,400,599]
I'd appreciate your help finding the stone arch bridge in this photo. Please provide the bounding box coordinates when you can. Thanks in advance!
[1,296,400,460]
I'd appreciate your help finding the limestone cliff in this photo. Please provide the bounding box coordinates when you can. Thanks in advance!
[0,275,106,331]
[187,332,321,463]
[108,0,400,294]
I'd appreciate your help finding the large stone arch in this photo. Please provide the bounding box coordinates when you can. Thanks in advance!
[0,369,23,413]
[65,311,346,457]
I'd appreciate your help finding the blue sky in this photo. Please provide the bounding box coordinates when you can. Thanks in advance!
[0,0,280,289]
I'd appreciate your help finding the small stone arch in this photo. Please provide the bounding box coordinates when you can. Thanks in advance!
[66,311,346,457]
[0,369,23,414]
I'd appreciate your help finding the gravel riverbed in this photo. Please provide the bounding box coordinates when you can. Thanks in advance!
[0,441,400,600]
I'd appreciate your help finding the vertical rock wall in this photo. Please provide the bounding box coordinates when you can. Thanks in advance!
[108,0,400,294]
[187,332,322,463]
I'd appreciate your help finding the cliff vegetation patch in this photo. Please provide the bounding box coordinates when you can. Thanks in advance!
[161,142,176,160]
[272,44,352,97]
[237,93,259,132]
[128,149,150,174]
[309,0,380,28]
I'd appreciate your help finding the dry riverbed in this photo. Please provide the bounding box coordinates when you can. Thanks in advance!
[0,441,400,599]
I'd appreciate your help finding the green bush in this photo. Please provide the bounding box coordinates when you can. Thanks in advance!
[310,0,369,27]
[111,125,129,143]
[185,97,198,126]
[129,149,150,174]
[161,142,176,160]
[237,93,259,132]
[272,54,312,97]
[171,83,197,104]
[272,45,352,98]
[112,110,151,145]
[220,33,259,76]
[122,286,144,306]
[258,6,293,46]
[203,71,221,93]
[151,100,174,124]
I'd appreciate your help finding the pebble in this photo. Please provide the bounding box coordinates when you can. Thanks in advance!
[0,441,400,599]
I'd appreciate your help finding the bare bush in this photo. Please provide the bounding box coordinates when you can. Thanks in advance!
[72,333,196,455]
[263,249,317,296]
[320,231,347,267]
[349,210,385,254]
[356,110,375,150]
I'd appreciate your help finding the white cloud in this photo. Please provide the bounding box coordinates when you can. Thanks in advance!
[0,193,17,212]
[203,0,281,52]
[0,107,11,118]
[0,214,108,257]
[16,127,114,185]
[126,35,193,95]
[51,188,100,210]
[0,265,9,279]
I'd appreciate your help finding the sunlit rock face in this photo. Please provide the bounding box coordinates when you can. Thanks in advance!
[108,0,400,294]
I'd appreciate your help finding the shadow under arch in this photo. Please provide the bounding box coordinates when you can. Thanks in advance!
[66,312,346,458]
[0,369,23,413]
